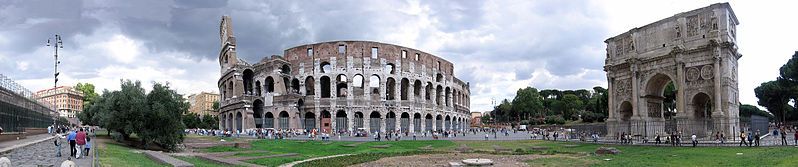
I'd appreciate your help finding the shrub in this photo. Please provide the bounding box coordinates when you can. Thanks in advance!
[545,115,566,125]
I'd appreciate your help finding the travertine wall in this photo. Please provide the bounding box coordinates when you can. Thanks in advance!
[216,16,471,133]
[604,3,741,137]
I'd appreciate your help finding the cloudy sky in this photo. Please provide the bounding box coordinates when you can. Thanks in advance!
[1,0,795,112]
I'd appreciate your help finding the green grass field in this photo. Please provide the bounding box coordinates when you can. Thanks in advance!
[98,143,167,167]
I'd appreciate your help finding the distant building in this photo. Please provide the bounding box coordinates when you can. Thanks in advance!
[470,111,483,127]
[187,92,220,115]
[34,86,84,118]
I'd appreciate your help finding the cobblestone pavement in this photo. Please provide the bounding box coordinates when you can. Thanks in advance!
[0,134,94,167]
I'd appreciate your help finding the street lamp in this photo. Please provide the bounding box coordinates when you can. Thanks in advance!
[46,34,63,88]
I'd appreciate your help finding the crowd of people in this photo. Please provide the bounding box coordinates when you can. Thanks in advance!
[49,125,94,159]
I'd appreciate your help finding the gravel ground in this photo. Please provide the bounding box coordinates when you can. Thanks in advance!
[355,153,550,167]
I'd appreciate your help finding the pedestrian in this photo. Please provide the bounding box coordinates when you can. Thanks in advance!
[747,131,753,147]
[485,133,489,140]
[739,130,747,147]
[413,133,417,140]
[67,128,77,157]
[0,126,4,134]
[54,135,62,157]
[84,137,91,156]
[754,130,760,147]
[720,131,725,144]
[781,128,788,146]
[76,128,86,159]
[691,133,697,147]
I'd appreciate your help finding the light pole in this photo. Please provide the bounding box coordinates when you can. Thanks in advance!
[47,34,63,125]
[47,34,63,88]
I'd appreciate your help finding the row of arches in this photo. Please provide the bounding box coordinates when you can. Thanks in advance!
[241,105,470,133]
[616,73,714,121]
[245,74,469,107]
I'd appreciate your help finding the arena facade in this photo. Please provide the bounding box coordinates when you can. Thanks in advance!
[216,16,471,134]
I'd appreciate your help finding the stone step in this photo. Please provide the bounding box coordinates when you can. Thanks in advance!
[143,151,194,167]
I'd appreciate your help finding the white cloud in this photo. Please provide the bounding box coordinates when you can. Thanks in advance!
[15,61,29,71]
[104,35,140,64]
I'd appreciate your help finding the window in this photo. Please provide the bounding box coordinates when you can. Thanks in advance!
[401,50,407,59]
[415,53,419,61]
[371,47,378,59]
[338,45,346,55]
[307,48,313,57]
[437,61,441,69]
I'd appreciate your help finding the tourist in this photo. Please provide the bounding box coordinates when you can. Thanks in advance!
[655,132,661,145]
[691,133,697,147]
[747,131,753,147]
[485,133,489,140]
[84,137,91,156]
[48,125,53,135]
[67,128,77,157]
[754,130,760,147]
[720,131,725,144]
[413,133,417,140]
[794,130,798,146]
[54,134,62,157]
[76,128,87,159]
[0,126,3,134]
[781,127,788,146]
[739,130,747,146]
[553,131,559,141]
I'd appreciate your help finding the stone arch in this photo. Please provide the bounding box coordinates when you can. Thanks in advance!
[400,112,410,132]
[385,63,396,74]
[283,77,291,94]
[691,92,712,119]
[305,76,315,95]
[425,82,433,101]
[386,77,396,100]
[253,99,264,128]
[425,114,433,132]
[235,111,243,132]
[336,110,348,132]
[414,80,422,100]
[255,80,262,96]
[413,113,422,132]
[436,85,443,105]
[321,110,332,133]
[445,115,451,130]
[643,73,678,119]
[265,112,274,128]
[279,111,290,130]
[435,115,443,131]
[354,112,364,129]
[336,74,348,97]
[353,74,364,96]
[227,113,233,130]
[265,76,275,93]
[619,101,633,122]
[243,69,254,95]
[370,111,382,133]
[304,112,316,131]
[400,78,409,100]
[320,76,331,98]
[320,62,331,73]
[436,73,443,82]
[386,111,396,131]
[445,87,451,106]
[369,75,381,99]
[280,64,291,74]
[291,78,300,94]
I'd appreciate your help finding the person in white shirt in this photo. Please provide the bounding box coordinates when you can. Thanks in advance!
[691,134,697,147]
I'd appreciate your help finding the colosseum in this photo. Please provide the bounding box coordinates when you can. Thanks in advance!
[216,16,472,134]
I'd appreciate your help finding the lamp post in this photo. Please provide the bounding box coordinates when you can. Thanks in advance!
[46,34,63,125]
[47,34,63,88]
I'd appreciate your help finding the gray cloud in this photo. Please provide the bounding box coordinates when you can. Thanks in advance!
[0,0,612,111]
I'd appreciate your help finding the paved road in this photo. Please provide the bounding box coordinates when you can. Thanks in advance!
[0,134,94,167]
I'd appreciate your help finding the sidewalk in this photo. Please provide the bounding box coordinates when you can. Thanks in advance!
[0,133,95,167]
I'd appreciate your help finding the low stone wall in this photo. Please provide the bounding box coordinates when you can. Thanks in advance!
[0,133,25,143]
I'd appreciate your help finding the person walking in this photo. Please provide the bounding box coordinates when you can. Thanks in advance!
[754,130,761,147]
[655,132,661,145]
[747,131,754,147]
[739,130,747,146]
[84,137,91,156]
[54,134,62,157]
[691,134,697,147]
[67,128,77,157]
[781,128,788,146]
[75,128,87,159]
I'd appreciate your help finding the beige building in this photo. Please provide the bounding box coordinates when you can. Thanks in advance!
[34,86,84,118]
[470,112,483,127]
[188,92,220,115]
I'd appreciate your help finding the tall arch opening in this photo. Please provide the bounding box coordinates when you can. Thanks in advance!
[414,80,422,100]
[265,77,275,93]
[291,78,300,94]
[280,64,291,74]
[425,114,433,132]
[401,78,409,100]
[336,74,348,97]
[254,100,264,128]
[370,111,381,133]
[320,62,331,73]
[304,112,316,132]
[336,110,348,132]
[255,81,262,96]
[369,75,381,100]
[643,73,678,119]
[235,112,243,132]
[352,74,364,96]
[619,101,633,122]
[305,76,315,95]
[320,76,331,98]
[400,112,410,132]
[413,113,422,133]
[321,110,332,133]
[265,112,274,128]
[386,78,396,100]
[692,93,712,119]
[354,112,364,129]
[243,69,254,95]
[386,111,396,131]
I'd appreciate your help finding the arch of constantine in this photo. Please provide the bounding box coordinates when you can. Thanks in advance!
[215,16,471,134]
[604,3,741,138]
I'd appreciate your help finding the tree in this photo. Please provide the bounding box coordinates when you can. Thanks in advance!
[754,80,791,123]
[201,114,219,129]
[562,94,583,121]
[76,83,100,126]
[739,104,773,120]
[139,82,187,150]
[512,87,544,121]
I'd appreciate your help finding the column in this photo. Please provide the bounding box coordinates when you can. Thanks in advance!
[395,114,401,132]
[409,115,415,133]
[607,75,615,120]
[631,61,639,119]
[348,111,354,133]
[380,114,386,133]
[713,56,723,117]
[677,60,686,118]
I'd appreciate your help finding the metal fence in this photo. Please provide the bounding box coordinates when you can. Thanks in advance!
[529,118,760,140]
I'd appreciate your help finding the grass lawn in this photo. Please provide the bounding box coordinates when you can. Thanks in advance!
[175,156,243,167]
[98,142,167,167]
[201,139,456,166]
[453,140,798,166]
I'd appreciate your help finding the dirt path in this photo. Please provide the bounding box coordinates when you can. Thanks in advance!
[278,154,353,167]
[355,153,552,167]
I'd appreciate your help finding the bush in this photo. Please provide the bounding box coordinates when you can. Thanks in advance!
[545,115,566,125]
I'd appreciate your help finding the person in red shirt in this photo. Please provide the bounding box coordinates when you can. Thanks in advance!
[75,128,87,159]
